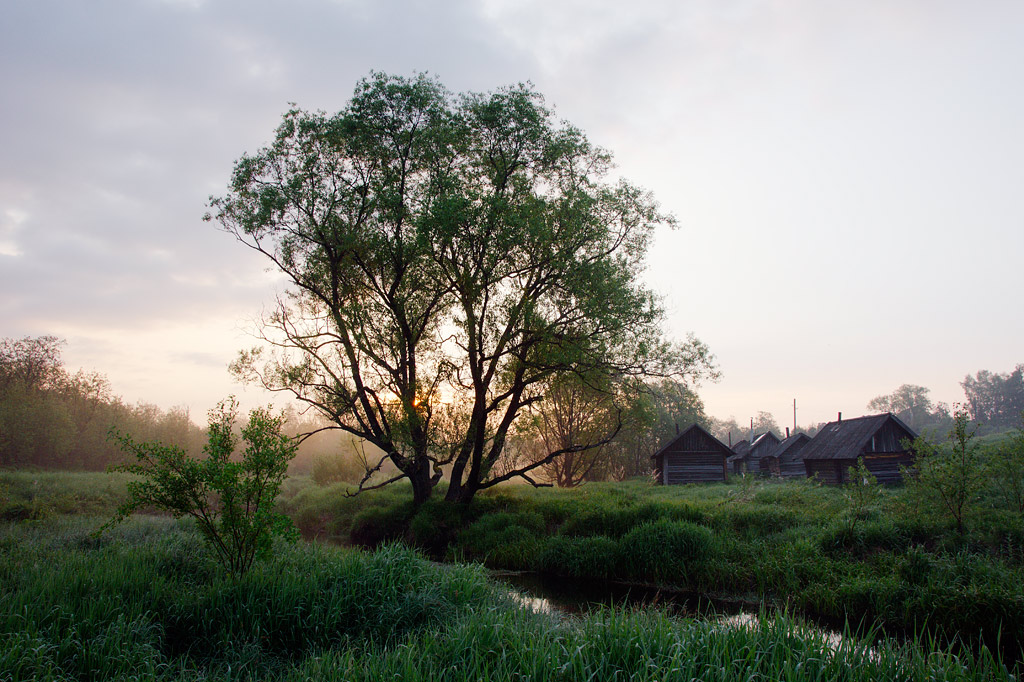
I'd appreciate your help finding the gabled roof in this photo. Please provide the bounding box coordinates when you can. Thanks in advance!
[767,432,810,459]
[728,432,780,462]
[801,413,917,461]
[749,431,782,460]
[651,423,734,460]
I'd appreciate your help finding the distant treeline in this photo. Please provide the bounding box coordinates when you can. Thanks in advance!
[867,368,1024,439]
[0,336,207,470]
[0,336,381,474]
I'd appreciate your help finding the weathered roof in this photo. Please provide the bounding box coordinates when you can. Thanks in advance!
[730,439,751,457]
[651,423,734,461]
[749,431,782,460]
[800,413,917,461]
[767,432,810,459]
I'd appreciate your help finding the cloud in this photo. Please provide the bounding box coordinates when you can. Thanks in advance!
[1,0,1022,425]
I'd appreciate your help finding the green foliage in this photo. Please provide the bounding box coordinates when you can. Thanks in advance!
[618,519,715,582]
[909,405,986,535]
[102,398,298,577]
[987,419,1024,512]
[843,458,882,530]
[2,518,1015,681]
[349,502,414,549]
[0,335,207,470]
[962,365,1024,430]
[457,511,545,569]
[310,452,366,486]
[538,534,620,579]
[210,73,713,506]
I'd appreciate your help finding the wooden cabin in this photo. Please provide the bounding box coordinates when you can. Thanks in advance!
[801,413,917,484]
[652,423,732,484]
[728,431,779,475]
[757,432,810,478]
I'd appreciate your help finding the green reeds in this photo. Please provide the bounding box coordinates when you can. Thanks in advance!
[0,517,1016,681]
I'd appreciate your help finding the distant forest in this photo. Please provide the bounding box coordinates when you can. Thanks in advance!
[0,336,363,473]
[1,335,1021,474]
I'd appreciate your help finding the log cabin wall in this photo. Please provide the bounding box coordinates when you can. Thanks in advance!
[863,452,914,484]
[663,452,728,484]
[653,424,731,484]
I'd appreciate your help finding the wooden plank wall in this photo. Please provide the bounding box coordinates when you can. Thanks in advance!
[805,459,855,485]
[864,452,914,484]
[757,454,806,479]
[663,452,727,484]
[808,454,913,485]
[778,456,806,478]
[864,420,915,453]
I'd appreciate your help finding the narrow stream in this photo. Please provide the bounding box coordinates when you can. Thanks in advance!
[491,570,859,656]
[491,570,760,618]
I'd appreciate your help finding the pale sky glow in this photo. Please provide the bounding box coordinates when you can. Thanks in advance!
[1,0,1021,429]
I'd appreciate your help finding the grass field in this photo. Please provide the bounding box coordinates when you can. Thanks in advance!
[0,515,1016,681]
[4,469,1024,669]
[281,475,1024,659]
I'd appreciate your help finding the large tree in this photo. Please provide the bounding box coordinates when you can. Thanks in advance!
[867,384,934,431]
[209,73,710,504]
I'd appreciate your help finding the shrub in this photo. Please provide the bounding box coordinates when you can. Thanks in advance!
[101,398,298,577]
[618,519,714,583]
[538,535,620,579]
[349,503,414,548]
[408,500,474,556]
[458,511,545,569]
[907,405,985,536]
[311,452,366,486]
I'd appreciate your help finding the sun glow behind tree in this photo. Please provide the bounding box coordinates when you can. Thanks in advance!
[209,72,715,504]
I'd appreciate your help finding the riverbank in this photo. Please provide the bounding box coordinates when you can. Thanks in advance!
[0,516,1015,681]
[281,476,1024,659]
[5,470,1024,662]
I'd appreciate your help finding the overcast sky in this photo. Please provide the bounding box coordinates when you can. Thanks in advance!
[2,0,1021,429]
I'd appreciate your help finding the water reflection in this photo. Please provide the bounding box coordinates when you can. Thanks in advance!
[491,570,755,619]
[493,570,862,656]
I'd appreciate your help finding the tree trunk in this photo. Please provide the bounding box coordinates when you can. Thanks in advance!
[444,477,477,504]
[408,458,436,506]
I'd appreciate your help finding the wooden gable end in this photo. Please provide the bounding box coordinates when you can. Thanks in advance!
[656,424,730,485]
[862,417,915,454]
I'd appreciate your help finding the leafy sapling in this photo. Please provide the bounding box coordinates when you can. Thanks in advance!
[101,398,298,577]
[906,404,983,536]
[843,458,881,531]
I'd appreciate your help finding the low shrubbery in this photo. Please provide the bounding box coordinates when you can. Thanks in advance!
[0,517,1015,682]
[8,470,1024,663]
[283,477,1024,659]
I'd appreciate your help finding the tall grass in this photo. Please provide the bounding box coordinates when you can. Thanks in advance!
[9,471,1024,664]
[0,517,1015,681]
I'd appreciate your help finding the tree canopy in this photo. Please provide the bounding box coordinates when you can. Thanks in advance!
[961,366,1024,430]
[208,72,713,504]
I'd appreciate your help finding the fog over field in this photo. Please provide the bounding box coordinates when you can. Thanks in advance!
[1,0,1021,427]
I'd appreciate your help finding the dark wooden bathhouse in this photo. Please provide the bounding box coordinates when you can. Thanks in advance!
[652,423,732,484]
[728,431,779,475]
[757,432,810,478]
[801,413,917,484]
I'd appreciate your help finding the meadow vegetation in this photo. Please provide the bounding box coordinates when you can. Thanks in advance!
[0,516,1015,681]
[280,472,1024,660]
[4,424,1024,675]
